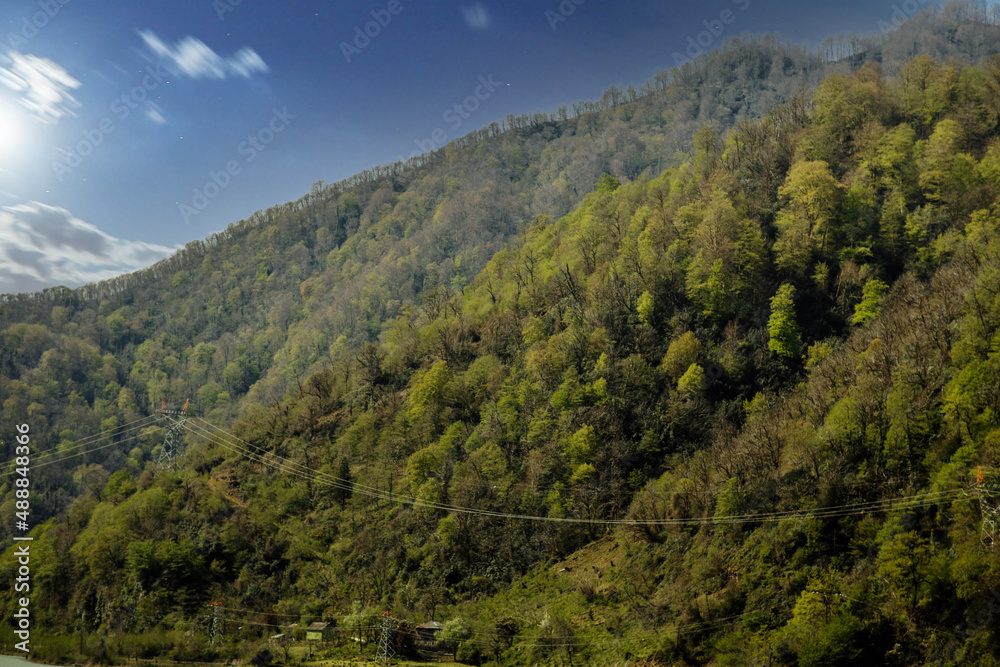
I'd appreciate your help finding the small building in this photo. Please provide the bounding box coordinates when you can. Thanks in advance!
[305,621,332,641]
[415,620,444,643]
[269,634,287,645]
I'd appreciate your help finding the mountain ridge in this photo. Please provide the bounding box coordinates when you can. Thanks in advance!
[4,3,1000,665]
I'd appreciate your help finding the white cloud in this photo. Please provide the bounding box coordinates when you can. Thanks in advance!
[461,3,492,30]
[146,101,166,125]
[139,30,269,80]
[0,51,80,124]
[228,48,269,78]
[0,202,175,294]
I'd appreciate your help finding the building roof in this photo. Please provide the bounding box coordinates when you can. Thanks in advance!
[417,621,444,631]
[305,622,330,631]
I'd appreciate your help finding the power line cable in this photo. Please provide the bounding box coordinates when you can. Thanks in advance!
[1,415,165,476]
[181,416,974,527]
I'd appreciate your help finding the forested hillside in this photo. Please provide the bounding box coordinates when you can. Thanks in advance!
[0,32,842,528]
[4,2,1000,665]
[3,2,1000,538]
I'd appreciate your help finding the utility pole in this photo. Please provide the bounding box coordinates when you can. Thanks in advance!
[158,397,191,469]
[374,611,396,665]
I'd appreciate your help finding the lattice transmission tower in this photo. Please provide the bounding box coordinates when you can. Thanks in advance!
[977,467,1000,551]
[374,610,396,665]
[158,397,191,469]
[209,601,223,644]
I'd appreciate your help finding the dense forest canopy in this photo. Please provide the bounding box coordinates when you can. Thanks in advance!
[4,2,1000,665]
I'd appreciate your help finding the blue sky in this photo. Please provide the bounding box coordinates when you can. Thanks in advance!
[0,0,945,293]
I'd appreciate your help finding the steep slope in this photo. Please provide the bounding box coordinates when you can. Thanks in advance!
[4,6,1000,546]
[5,31,1000,664]
[0,34,840,532]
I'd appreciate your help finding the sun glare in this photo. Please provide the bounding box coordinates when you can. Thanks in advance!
[0,104,22,157]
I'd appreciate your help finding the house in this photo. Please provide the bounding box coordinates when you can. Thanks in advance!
[305,621,332,641]
[415,620,444,643]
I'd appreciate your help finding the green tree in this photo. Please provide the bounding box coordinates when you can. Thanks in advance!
[694,125,722,177]
[407,360,452,432]
[713,477,742,524]
[661,331,701,379]
[862,123,917,189]
[768,283,801,359]
[438,617,473,661]
[773,209,813,277]
[877,530,932,616]
[342,602,379,651]
[852,278,889,326]
[596,173,621,194]
[563,424,596,467]
[333,456,353,504]
[405,445,440,496]
[687,256,736,320]
[918,118,978,208]
[636,290,654,326]
[811,63,893,153]
[778,160,845,252]
[896,55,957,132]
[677,363,707,394]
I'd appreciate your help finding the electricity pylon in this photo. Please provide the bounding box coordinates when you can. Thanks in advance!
[209,601,223,644]
[977,467,1000,551]
[374,611,396,665]
[158,397,190,469]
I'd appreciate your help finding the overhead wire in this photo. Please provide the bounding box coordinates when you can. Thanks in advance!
[10,413,159,461]
[6,411,971,652]
[185,415,971,525]
[189,416,395,498]
[180,416,976,527]
[1,414,165,476]
[37,412,966,655]
[31,421,166,471]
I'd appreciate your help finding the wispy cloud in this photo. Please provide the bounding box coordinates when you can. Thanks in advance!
[461,3,492,30]
[0,202,175,294]
[0,51,80,124]
[146,101,166,125]
[139,30,268,80]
